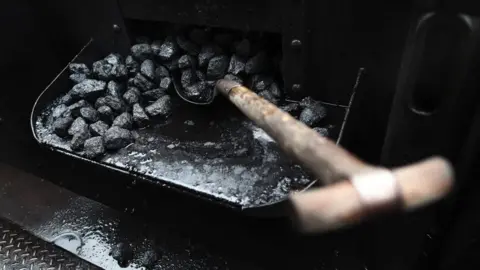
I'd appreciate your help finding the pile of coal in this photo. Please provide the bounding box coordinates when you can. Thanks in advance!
[280,97,331,137]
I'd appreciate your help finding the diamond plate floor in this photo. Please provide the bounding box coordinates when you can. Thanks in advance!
[0,219,99,270]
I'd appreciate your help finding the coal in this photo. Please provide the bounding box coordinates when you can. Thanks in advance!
[299,104,327,126]
[104,54,123,66]
[69,73,87,84]
[84,136,105,159]
[132,103,150,127]
[158,37,179,61]
[131,43,153,61]
[52,114,74,137]
[68,100,90,117]
[258,90,278,105]
[269,82,283,99]
[249,75,273,92]
[92,59,127,81]
[106,81,124,98]
[145,95,172,118]
[68,117,88,136]
[150,40,163,55]
[182,81,212,103]
[97,105,114,123]
[123,88,140,105]
[224,74,244,84]
[235,39,251,58]
[60,93,75,105]
[70,129,90,151]
[198,45,218,68]
[246,52,269,74]
[189,28,210,45]
[313,127,329,137]
[176,35,200,56]
[95,96,126,114]
[181,69,197,89]
[89,120,109,136]
[131,73,155,92]
[178,55,197,69]
[196,71,206,81]
[154,65,170,82]
[280,103,301,114]
[207,55,229,79]
[228,55,246,75]
[80,107,100,123]
[125,55,139,75]
[110,242,134,268]
[69,63,91,75]
[142,88,167,101]
[300,97,316,108]
[140,59,156,81]
[103,127,134,150]
[159,77,173,91]
[112,112,133,130]
[138,250,158,269]
[71,79,106,100]
[52,104,69,120]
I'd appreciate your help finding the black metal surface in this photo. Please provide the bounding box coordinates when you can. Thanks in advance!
[0,219,99,270]
[31,38,358,214]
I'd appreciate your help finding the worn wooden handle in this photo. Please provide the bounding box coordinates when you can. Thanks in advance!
[216,80,455,233]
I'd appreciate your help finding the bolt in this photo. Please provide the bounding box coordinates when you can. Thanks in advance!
[292,84,302,91]
[113,24,121,32]
[291,39,302,48]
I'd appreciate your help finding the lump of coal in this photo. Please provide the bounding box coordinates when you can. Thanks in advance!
[300,97,316,108]
[104,53,123,66]
[280,103,301,114]
[140,59,155,81]
[313,127,330,137]
[228,55,246,75]
[189,28,210,45]
[159,77,173,91]
[249,75,273,92]
[181,69,197,88]
[196,71,206,81]
[224,74,244,84]
[132,73,155,92]
[106,81,124,98]
[207,55,229,79]
[198,45,218,68]
[182,81,213,103]
[95,96,126,114]
[299,104,327,126]
[97,106,114,123]
[177,35,200,56]
[154,66,170,82]
[103,127,133,150]
[136,36,151,44]
[92,59,127,81]
[139,250,158,269]
[158,37,179,61]
[123,88,140,105]
[70,130,90,151]
[131,44,153,61]
[110,242,134,268]
[71,79,106,100]
[125,55,139,75]
[68,100,90,117]
[112,112,133,130]
[68,117,88,136]
[69,73,87,84]
[235,39,251,58]
[89,120,109,136]
[269,82,282,99]
[52,104,69,120]
[80,107,99,123]
[60,93,75,106]
[52,114,74,137]
[84,136,105,159]
[145,95,172,118]
[246,52,269,74]
[178,55,197,69]
[69,63,91,75]
[142,89,167,101]
[258,90,278,105]
[151,40,163,55]
[132,103,150,127]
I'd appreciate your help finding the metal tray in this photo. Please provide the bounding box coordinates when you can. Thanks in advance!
[31,39,360,216]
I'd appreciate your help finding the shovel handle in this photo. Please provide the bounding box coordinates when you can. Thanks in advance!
[216,80,455,233]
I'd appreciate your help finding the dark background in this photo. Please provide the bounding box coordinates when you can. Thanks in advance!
[1,0,479,269]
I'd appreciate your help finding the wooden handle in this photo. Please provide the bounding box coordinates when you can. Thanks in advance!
[216,80,455,233]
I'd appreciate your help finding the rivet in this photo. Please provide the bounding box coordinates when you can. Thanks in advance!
[113,24,121,32]
[291,39,302,48]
